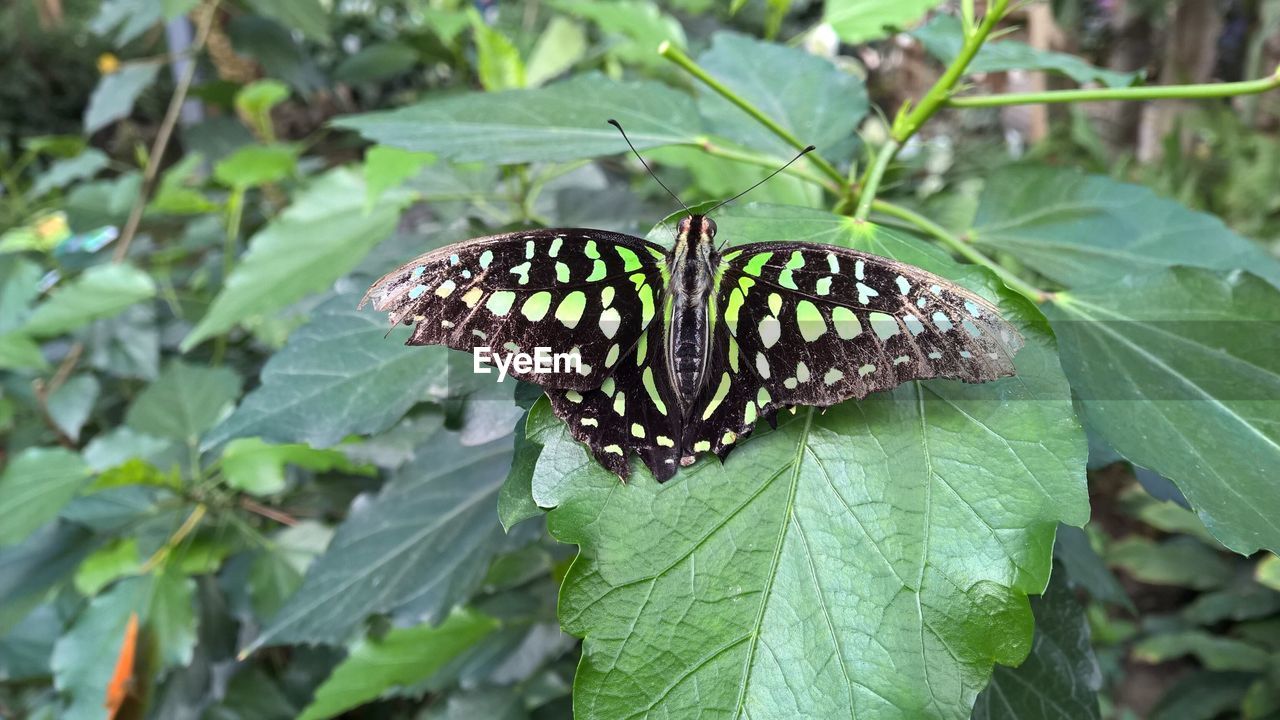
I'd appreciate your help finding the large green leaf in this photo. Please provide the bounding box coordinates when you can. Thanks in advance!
[532,208,1087,719]
[297,609,499,720]
[913,16,1142,88]
[125,361,241,445]
[971,565,1101,720]
[970,166,1280,289]
[332,74,701,164]
[823,0,943,44]
[695,32,868,158]
[24,264,156,338]
[203,293,446,450]
[245,433,511,650]
[0,448,91,547]
[1047,268,1280,554]
[181,168,408,350]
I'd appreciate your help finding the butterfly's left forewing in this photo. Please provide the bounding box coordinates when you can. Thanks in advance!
[362,228,668,391]
[680,241,1024,460]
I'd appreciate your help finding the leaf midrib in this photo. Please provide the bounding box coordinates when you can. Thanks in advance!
[732,407,814,718]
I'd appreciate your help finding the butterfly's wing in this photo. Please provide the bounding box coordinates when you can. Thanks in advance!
[362,228,669,391]
[545,315,685,481]
[681,241,1024,461]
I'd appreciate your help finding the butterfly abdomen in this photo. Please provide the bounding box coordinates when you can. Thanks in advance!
[665,217,719,416]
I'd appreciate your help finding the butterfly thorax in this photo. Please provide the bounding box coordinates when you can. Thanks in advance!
[665,215,719,417]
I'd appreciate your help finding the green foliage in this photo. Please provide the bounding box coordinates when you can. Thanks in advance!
[912,16,1143,89]
[2,2,1278,719]
[823,0,944,44]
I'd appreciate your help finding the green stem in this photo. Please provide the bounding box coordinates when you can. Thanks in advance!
[870,200,1048,304]
[891,0,1011,142]
[658,41,846,188]
[211,187,245,365]
[854,1,1010,220]
[852,139,898,220]
[948,69,1280,108]
[694,139,841,194]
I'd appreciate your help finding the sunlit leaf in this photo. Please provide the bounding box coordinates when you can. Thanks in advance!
[535,208,1086,719]
[823,0,943,44]
[297,609,499,720]
[182,168,409,350]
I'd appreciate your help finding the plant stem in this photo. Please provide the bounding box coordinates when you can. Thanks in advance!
[891,0,1011,143]
[113,1,220,263]
[853,0,1010,221]
[694,139,841,194]
[852,139,898,220]
[658,41,846,188]
[947,69,1280,107]
[211,186,244,365]
[870,200,1048,304]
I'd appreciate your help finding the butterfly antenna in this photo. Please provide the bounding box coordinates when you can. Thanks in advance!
[705,144,816,216]
[608,119,691,216]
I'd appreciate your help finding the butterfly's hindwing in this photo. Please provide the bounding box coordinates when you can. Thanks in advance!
[678,242,1024,458]
[361,229,669,391]
[546,317,684,480]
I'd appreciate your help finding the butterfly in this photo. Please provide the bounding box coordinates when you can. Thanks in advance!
[363,124,1023,482]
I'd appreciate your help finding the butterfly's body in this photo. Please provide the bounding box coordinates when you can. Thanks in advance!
[363,211,1024,482]
[665,215,719,416]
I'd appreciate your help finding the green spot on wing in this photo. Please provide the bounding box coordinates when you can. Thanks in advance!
[522,291,552,321]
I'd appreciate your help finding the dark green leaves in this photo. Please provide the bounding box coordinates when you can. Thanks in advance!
[970,166,1280,289]
[333,74,702,164]
[913,16,1142,88]
[126,361,241,445]
[246,433,511,650]
[1048,268,1280,554]
[24,264,156,338]
[204,293,446,449]
[534,211,1087,719]
[696,32,868,157]
[972,567,1101,720]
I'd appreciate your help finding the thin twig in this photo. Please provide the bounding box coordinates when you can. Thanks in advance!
[32,343,85,449]
[112,1,221,263]
[239,496,300,527]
